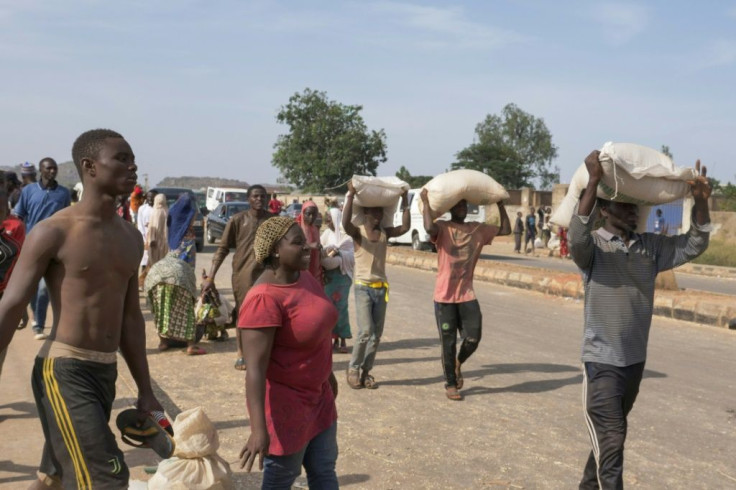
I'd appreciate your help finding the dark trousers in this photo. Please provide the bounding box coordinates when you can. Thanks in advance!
[513,232,522,252]
[32,357,128,489]
[580,362,645,490]
[524,231,536,250]
[434,301,482,388]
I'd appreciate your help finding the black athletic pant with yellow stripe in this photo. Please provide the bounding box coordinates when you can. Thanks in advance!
[31,356,129,489]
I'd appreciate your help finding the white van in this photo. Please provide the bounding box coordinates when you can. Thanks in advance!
[387,189,487,250]
[205,187,249,212]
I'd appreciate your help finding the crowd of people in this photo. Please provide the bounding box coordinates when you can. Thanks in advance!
[0,132,714,489]
[512,205,569,257]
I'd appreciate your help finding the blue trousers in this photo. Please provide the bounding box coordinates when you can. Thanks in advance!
[30,278,50,330]
[261,422,338,490]
[349,284,387,373]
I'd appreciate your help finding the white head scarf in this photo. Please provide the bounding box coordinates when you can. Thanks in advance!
[320,207,354,278]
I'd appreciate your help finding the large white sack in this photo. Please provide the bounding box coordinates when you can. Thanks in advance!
[597,142,695,204]
[551,142,694,230]
[350,175,409,229]
[147,407,232,490]
[147,456,232,490]
[418,169,509,219]
[550,164,652,231]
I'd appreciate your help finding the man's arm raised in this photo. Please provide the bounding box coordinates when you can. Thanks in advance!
[342,182,361,240]
[568,150,602,271]
[386,190,410,238]
[0,223,58,353]
[420,189,439,239]
[496,201,512,236]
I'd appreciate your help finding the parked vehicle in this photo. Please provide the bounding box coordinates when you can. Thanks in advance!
[205,201,250,243]
[149,186,205,252]
[281,202,302,218]
[205,187,249,212]
[387,189,486,251]
[279,202,323,227]
[193,190,207,215]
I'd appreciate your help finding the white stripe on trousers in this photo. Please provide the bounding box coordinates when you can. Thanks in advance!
[581,363,602,489]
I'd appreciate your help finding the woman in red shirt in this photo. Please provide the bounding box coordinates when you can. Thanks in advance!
[238,217,339,489]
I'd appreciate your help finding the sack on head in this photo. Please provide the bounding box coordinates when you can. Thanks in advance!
[350,175,410,229]
[550,142,695,229]
[419,169,509,219]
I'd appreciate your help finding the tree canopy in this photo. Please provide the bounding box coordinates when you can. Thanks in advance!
[453,103,559,189]
[395,165,433,188]
[272,88,387,193]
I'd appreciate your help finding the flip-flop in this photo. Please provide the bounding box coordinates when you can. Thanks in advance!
[361,373,378,390]
[446,387,463,401]
[234,357,246,371]
[186,345,206,356]
[116,409,175,459]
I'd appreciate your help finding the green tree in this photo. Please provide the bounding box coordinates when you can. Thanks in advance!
[395,165,433,188]
[453,103,559,189]
[272,88,387,193]
[660,145,673,159]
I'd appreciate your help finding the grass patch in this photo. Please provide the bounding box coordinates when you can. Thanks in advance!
[692,238,736,267]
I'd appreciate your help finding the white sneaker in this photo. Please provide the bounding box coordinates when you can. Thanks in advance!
[34,332,47,340]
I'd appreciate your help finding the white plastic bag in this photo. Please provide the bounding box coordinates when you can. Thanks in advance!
[350,175,409,229]
[418,169,509,219]
[147,407,232,490]
[551,142,694,230]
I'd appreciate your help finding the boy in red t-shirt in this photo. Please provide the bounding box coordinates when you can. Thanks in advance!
[420,189,510,400]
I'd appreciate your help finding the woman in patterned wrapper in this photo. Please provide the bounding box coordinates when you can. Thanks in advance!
[144,193,206,355]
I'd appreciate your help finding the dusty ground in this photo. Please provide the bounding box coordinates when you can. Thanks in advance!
[2,245,735,489]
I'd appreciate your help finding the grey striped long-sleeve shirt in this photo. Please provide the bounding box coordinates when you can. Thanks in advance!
[569,203,711,367]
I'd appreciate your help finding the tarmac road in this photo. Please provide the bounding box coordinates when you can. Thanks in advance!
[478,247,736,297]
[1,249,734,489]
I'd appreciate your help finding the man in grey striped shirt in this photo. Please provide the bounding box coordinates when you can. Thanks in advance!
[570,150,712,490]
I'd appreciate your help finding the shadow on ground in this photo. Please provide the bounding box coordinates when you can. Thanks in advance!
[0,401,37,422]
[0,460,37,485]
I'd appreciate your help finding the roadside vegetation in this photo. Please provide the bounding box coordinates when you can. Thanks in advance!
[693,238,736,267]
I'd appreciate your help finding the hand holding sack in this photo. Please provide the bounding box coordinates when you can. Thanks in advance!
[551,142,698,230]
[349,175,410,228]
[418,169,509,219]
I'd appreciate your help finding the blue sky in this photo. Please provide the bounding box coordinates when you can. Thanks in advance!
[1,1,734,188]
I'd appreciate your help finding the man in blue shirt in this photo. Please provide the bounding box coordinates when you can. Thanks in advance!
[653,208,667,235]
[13,158,71,339]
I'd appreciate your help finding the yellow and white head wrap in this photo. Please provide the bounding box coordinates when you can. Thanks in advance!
[254,217,297,264]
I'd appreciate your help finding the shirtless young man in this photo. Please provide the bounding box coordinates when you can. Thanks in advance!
[342,182,409,390]
[0,129,163,489]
